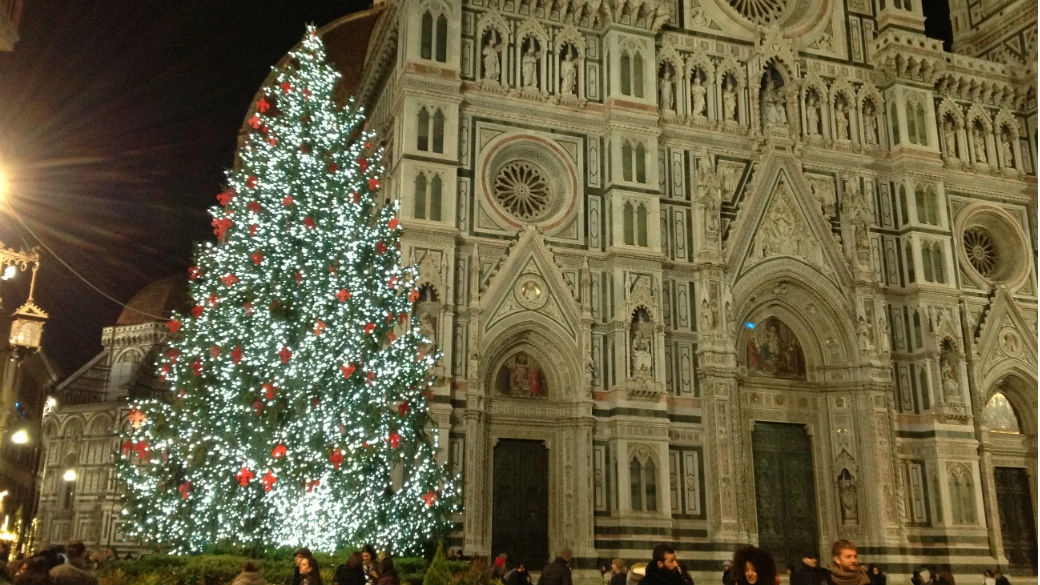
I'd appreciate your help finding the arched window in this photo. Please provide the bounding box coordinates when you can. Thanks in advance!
[414,172,443,222]
[906,99,918,145]
[630,452,658,512]
[915,101,928,145]
[421,12,434,60]
[620,49,644,98]
[432,110,445,154]
[890,105,901,145]
[417,108,430,151]
[948,466,976,524]
[420,12,448,62]
[637,204,648,246]
[904,241,915,283]
[929,242,945,283]
[621,52,631,95]
[623,202,635,245]
[414,174,428,219]
[622,141,634,182]
[635,143,647,183]
[435,15,448,62]
[429,175,443,222]
[914,185,938,225]
[416,107,445,154]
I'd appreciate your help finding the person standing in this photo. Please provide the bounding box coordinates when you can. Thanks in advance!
[288,548,314,585]
[538,548,573,585]
[49,540,98,585]
[361,546,379,584]
[993,570,1010,585]
[608,559,628,585]
[642,544,685,585]
[508,563,533,585]
[334,552,366,585]
[867,566,886,585]
[791,554,822,585]
[826,540,868,585]
[231,560,268,585]
[299,556,323,585]
[730,546,775,585]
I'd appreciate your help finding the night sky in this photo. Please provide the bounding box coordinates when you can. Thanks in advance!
[0,1,952,377]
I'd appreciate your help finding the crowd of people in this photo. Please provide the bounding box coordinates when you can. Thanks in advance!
[0,536,1021,585]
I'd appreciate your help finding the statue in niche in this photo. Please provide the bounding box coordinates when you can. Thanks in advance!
[521,40,540,90]
[482,33,501,83]
[745,317,805,379]
[690,72,707,118]
[559,45,577,96]
[972,124,987,164]
[838,470,859,524]
[943,118,958,158]
[630,308,653,377]
[863,101,879,145]
[877,309,890,353]
[1000,130,1014,168]
[856,316,874,351]
[940,343,961,403]
[835,100,850,140]
[761,73,787,128]
[722,77,737,122]
[805,92,821,136]
[659,67,675,112]
[496,352,547,397]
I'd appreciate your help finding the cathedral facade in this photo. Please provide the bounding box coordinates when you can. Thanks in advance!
[36,0,1037,580]
[327,0,1038,577]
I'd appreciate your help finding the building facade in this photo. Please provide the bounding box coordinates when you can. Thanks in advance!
[37,0,1037,579]
[323,0,1038,577]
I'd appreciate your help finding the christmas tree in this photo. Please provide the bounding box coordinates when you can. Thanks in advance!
[117,26,459,554]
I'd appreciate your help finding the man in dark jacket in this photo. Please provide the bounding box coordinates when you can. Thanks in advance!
[826,540,869,585]
[791,553,824,585]
[539,548,573,585]
[642,544,686,585]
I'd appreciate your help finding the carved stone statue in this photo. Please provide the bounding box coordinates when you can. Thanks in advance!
[722,78,737,122]
[941,365,960,402]
[973,125,987,164]
[864,103,879,145]
[483,37,501,83]
[690,74,707,118]
[943,118,958,158]
[762,78,787,128]
[631,333,652,376]
[522,44,540,90]
[806,94,820,136]
[1000,132,1014,168]
[660,70,675,112]
[560,50,577,96]
[838,473,859,524]
[835,102,850,140]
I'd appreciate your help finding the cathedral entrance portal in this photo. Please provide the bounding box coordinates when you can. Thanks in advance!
[751,422,819,569]
[492,439,549,569]
[994,467,1038,571]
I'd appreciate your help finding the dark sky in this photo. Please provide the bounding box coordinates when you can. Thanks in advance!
[0,1,952,377]
[0,1,368,374]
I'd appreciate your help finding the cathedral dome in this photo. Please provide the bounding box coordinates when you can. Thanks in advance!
[116,276,190,326]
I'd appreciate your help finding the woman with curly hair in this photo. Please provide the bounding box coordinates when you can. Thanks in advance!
[730,546,777,585]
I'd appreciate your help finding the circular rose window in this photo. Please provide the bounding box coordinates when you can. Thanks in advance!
[494,162,551,220]
[956,205,1031,289]
[480,134,578,229]
[727,0,787,25]
[963,227,997,277]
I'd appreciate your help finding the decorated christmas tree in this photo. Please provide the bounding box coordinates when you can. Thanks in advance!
[117,26,459,554]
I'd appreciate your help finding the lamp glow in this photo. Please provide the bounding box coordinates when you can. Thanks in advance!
[9,430,27,445]
[62,469,77,482]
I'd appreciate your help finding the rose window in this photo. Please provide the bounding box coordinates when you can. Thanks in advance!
[963,227,997,277]
[727,0,788,25]
[494,161,551,221]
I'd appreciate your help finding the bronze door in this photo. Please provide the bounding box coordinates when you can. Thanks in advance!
[751,421,819,569]
[492,439,549,570]
[994,466,1038,572]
